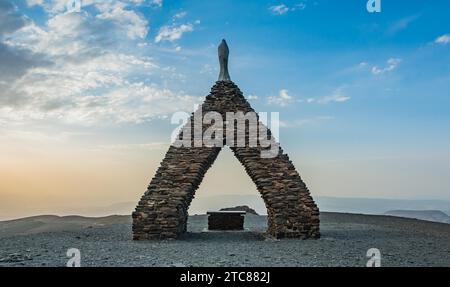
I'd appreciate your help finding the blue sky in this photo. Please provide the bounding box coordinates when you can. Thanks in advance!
[1,0,450,218]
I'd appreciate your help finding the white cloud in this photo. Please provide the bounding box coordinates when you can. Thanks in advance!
[247,95,258,100]
[26,0,44,6]
[1,71,201,125]
[267,89,294,107]
[269,4,289,15]
[386,15,420,35]
[151,0,163,8]
[155,23,194,43]
[0,0,200,126]
[371,58,402,75]
[7,9,148,59]
[358,62,368,68]
[295,3,306,10]
[435,34,450,45]
[305,88,351,105]
[267,88,350,107]
[26,0,86,14]
[317,94,350,104]
[26,0,148,15]
[269,2,306,15]
[173,11,187,19]
[0,43,200,125]
[96,6,148,39]
[26,0,61,12]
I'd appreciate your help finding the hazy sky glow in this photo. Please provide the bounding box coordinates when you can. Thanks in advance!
[1,0,450,219]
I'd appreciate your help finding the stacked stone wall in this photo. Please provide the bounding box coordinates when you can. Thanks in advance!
[132,81,320,240]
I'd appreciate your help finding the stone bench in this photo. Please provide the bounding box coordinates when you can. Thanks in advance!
[207,211,246,230]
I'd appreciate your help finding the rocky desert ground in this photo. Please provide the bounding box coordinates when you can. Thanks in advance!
[0,212,449,267]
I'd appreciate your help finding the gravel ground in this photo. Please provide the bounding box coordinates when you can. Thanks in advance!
[1,212,449,267]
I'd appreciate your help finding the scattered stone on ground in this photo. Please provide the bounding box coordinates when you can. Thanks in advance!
[0,213,449,267]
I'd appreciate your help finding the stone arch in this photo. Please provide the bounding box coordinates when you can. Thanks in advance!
[132,81,320,240]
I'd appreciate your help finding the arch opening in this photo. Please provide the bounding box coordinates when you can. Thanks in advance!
[189,146,267,216]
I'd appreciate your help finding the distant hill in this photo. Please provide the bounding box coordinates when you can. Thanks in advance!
[316,197,450,215]
[190,195,450,216]
[1,196,449,221]
[385,210,450,224]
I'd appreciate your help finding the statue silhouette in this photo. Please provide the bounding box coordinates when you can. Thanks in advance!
[218,39,231,82]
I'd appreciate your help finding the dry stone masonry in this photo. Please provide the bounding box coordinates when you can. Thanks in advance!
[132,40,320,240]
